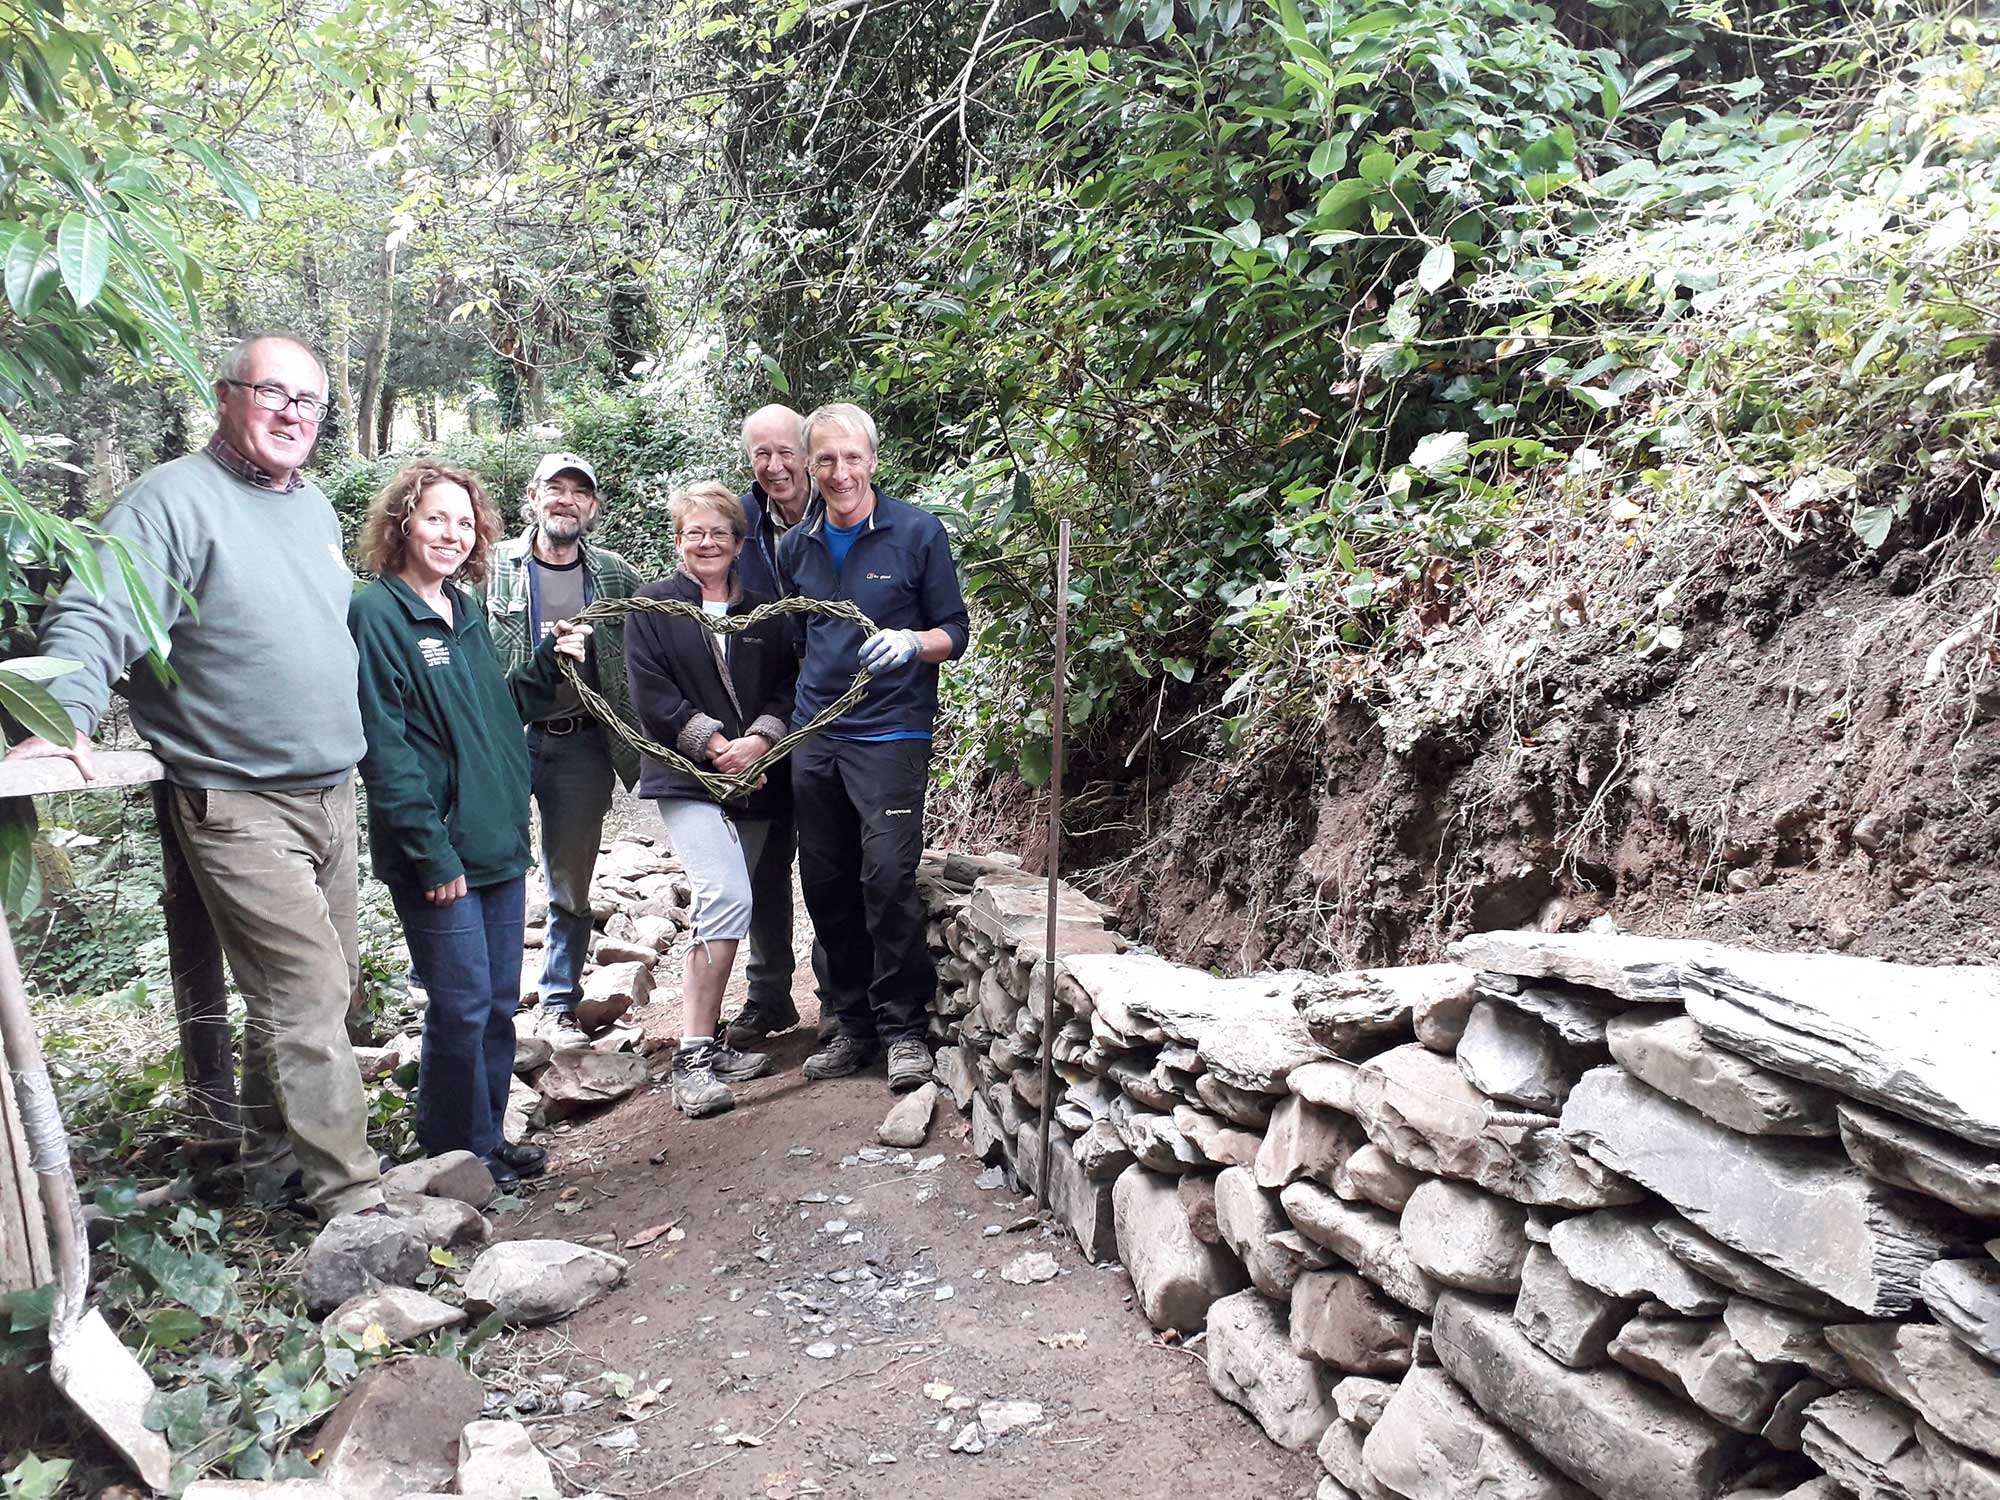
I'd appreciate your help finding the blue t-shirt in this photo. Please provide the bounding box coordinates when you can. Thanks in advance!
[824,516,864,573]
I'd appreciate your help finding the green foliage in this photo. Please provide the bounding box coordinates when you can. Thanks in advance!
[778,0,2000,777]
[872,0,1656,771]
[314,376,746,577]
[1,1453,71,1500]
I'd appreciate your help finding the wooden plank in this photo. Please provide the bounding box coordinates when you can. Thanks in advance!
[0,1044,51,1294]
[0,750,166,799]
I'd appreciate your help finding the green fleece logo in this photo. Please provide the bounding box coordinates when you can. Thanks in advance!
[417,636,452,669]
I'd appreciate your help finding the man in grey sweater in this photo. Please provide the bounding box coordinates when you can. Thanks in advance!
[8,333,386,1220]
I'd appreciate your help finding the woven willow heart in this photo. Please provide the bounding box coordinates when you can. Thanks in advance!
[555,594,879,801]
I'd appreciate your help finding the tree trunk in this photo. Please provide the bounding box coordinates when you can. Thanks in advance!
[292,114,325,344]
[606,281,650,384]
[420,395,438,443]
[157,384,189,462]
[376,384,397,456]
[326,295,359,458]
[355,240,398,460]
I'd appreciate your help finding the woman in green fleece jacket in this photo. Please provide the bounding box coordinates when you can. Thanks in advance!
[349,462,588,1186]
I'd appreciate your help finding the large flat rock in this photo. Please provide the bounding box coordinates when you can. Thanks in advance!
[1800,1390,1930,1500]
[1432,1292,1748,1500]
[1548,1207,1726,1315]
[1255,1093,1365,1190]
[1681,948,2000,1148]
[1825,1321,2000,1462]
[1334,1144,1424,1214]
[1649,1217,1853,1320]
[1514,1244,1630,1369]
[1561,1067,1966,1316]
[463,1240,628,1326]
[1924,1259,2000,1364]
[1057,953,1329,1092]
[1918,1421,2000,1500]
[1449,930,1709,1003]
[1290,1271,1416,1376]
[1837,1100,2000,1218]
[1205,1289,1336,1450]
[1353,1044,1641,1210]
[1605,1012,1837,1137]
[1456,999,1593,1112]
[1215,1167,1318,1300]
[1112,1165,1249,1332]
[1295,965,1471,1057]
[316,1356,486,1500]
[1607,1317,1802,1434]
[1399,1179,1530,1295]
[1360,1366,1587,1500]
[1280,1183,1439,1314]
[1477,976,1624,1049]
[967,879,1114,951]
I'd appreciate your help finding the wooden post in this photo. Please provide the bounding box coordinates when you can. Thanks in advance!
[0,753,235,1136]
[0,1042,52,1294]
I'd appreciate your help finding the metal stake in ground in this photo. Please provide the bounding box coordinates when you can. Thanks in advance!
[1036,519,1071,1209]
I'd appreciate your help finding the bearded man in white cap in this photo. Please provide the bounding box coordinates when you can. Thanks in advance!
[485,452,644,1033]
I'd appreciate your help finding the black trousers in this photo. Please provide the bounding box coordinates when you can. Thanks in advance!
[792,735,934,1044]
[745,803,796,1009]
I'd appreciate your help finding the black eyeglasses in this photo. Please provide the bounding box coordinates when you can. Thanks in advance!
[221,380,329,423]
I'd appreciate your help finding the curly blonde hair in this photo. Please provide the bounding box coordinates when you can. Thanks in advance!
[360,463,502,586]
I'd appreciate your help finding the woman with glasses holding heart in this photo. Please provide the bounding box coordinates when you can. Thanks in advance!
[624,481,798,1119]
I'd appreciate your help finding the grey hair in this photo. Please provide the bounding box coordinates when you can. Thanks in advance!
[217,332,327,389]
[801,402,878,458]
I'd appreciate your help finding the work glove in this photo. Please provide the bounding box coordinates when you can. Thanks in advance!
[858,627,922,674]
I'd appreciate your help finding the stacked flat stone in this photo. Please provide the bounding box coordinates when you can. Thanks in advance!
[914,866,2000,1500]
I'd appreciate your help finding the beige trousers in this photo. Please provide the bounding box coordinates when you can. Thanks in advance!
[166,781,383,1219]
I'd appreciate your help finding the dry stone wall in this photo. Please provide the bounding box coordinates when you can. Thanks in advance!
[916,854,2000,1500]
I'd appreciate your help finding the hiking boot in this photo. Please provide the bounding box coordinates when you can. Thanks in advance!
[802,1033,881,1081]
[535,1008,587,1045]
[711,1042,771,1083]
[886,1039,933,1094]
[671,1041,736,1119]
[724,996,801,1049]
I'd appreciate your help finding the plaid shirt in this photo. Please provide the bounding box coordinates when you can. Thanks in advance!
[480,526,646,788]
[205,433,305,493]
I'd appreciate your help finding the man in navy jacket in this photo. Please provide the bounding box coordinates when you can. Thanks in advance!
[726,403,827,1051]
[779,402,970,1093]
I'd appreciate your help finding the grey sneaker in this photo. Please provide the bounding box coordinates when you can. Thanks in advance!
[711,1042,771,1083]
[724,997,801,1049]
[802,1033,881,1081]
[886,1039,933,1094]
[671,1041,735,1119]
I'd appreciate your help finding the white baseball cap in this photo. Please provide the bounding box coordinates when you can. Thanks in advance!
[532,451,598,490]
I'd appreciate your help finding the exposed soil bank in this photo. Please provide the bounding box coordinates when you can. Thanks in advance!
[968,504,2000,973]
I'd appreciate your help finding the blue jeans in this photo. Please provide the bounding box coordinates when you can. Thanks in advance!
[393,877,525,1159]
[527,723,615,1013]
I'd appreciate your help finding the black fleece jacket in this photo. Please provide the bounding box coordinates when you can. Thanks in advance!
[624,570,796,818]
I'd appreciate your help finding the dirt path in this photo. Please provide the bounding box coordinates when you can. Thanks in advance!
[498,795,1317,1499]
